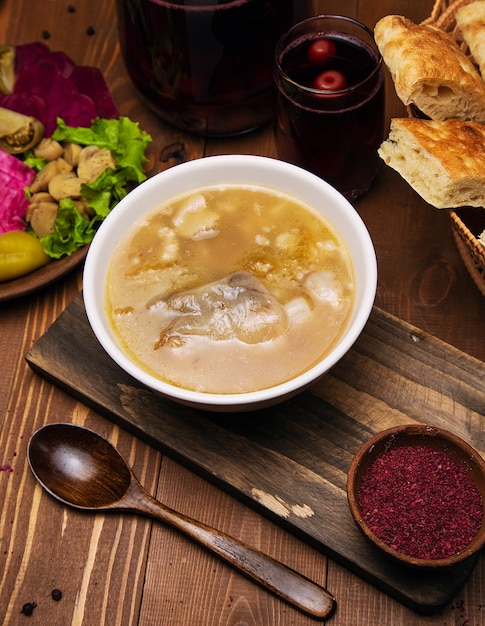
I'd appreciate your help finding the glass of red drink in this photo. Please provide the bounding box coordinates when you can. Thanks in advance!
[115,0,294,137]
[274,15,385,200]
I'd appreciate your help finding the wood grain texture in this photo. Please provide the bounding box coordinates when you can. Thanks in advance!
[27,423,336,619]
[25,293,485,613]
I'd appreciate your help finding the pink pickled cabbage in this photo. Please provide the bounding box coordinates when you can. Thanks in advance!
[0,42,119,136]
[0,150,35,235]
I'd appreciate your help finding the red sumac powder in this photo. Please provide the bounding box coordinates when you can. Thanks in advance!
[358,445,483,559]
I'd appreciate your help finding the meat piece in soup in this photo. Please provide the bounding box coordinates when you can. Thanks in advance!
[149,271,289,347]
[106,184,355,394]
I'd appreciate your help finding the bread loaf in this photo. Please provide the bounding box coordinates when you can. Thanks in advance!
[374,15,485,123]
[378,118,485,208]
[456,1,485,77]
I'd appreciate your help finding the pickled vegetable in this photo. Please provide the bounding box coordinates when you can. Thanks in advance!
[0,107,44,154]
[0,230,50,282]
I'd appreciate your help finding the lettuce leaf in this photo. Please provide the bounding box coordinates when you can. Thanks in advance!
[23,152,46,172]
[38,199,100,259]
[36,116,152,258]
[52,116,152,183]
[80,167,134,218]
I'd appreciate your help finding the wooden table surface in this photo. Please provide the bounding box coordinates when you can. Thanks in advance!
[1,1,484,624]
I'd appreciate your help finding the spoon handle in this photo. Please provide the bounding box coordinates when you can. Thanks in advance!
[130,482,335,620]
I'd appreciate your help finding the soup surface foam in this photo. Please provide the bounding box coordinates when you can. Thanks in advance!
[106,184,354,393]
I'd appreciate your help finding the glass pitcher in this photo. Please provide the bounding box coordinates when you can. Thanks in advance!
[115,0,294,136]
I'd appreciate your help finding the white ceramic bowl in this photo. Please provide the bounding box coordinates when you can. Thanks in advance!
[83,155,377,411]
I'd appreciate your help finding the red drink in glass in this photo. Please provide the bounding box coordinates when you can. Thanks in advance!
[274,16,385,200]
[115,0,293,137]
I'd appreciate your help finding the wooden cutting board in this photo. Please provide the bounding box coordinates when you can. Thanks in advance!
[25,292,485,614]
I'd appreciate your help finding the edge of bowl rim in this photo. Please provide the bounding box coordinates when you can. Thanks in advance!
[83,154,377,407]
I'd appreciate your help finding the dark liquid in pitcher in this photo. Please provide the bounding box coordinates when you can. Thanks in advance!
[116,0,293,136]
[275,32,385,198]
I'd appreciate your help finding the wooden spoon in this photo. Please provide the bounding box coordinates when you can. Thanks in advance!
[27,423,335,620]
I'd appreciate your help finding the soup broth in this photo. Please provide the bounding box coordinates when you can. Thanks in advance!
[106,184,354,393]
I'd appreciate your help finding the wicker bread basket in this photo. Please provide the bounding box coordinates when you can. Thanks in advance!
[416,0,485,296]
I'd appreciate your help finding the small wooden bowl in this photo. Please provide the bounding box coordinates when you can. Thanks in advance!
[347,424,485,568]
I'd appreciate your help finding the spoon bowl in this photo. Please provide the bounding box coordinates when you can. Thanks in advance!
[28,423,335,620]
[28,422,132,509]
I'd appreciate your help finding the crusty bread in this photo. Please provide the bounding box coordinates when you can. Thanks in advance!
[374,15,485,123]
[378,118,485,208]
[456,1,485,77]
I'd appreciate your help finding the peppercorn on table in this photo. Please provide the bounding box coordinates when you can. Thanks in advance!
[1,1,485,625]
